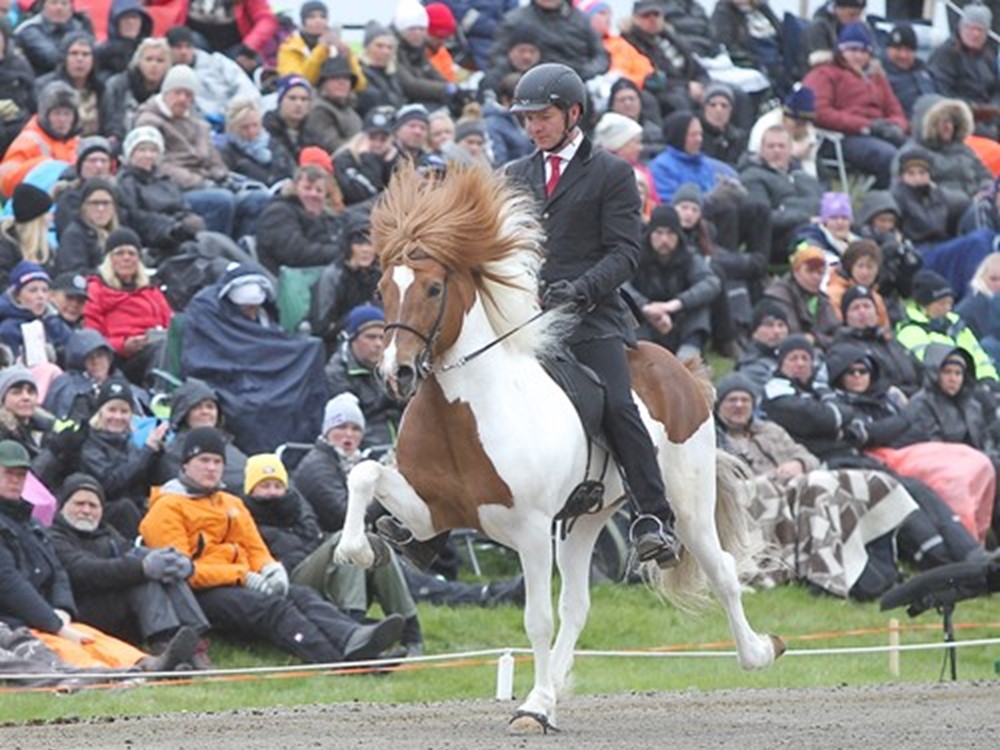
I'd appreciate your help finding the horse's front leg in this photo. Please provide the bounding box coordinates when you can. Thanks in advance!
[334,460,436,568]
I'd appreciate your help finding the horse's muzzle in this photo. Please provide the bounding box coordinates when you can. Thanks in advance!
[388,364,418,402]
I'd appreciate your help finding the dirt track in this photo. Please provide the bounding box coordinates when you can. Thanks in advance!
[2,681,997,749]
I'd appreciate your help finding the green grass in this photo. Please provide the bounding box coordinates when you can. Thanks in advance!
[2,584,997,724]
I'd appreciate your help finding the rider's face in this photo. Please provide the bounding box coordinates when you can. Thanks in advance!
[522,105,576,152]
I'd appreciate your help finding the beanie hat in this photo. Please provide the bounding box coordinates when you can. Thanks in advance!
[820,192,853,222]
[575,0,611,16]
[318,56,356,86]
[960,3,992,29]
[278,75,312,104]
[166,26,195,47]
[95,378,133,410]
[898,146,933,176]
[715,372,756,404]
[0,366,36,403]
[299,0,327,23]
[244,453,289,495]
[299,145,334,174]
[425,3,457,38]
[364,106,394,134]
[363,20,393,47]
[837,22,873,51]
[76,135,112,172]
[887,23,917,50]
[393,0,429,31]
[671,182,703,208]
[782,85,816,120]
[322,393,366,435]
[789,244,826,271]
[80,177,116,206]
[777,334,814,366]
[105,227,142,255]
[662,110,697,151]
[454,119,486,142]
[161,64,198,94]
[182,426,227,464]
[911,269,954,306]
[704,82,735,107]
[834,0,866,7]
[122,125,164,162]
[11,183,52,223]
[508,24,541,48]
[9,260,51,293]
[647,204,682,236]
[750,300,788,331]
[394,102,430,129]
[594,112,643,151]
[840,284,875,318]
[841,239,881,275]
[345,303,385,339]
[58,472,106,508]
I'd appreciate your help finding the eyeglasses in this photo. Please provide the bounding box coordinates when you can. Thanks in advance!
[845,367,870,376]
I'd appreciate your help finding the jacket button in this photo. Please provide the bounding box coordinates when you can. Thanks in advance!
[542,212,550,220]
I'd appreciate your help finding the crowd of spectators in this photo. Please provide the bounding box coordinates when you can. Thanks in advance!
[0,0,998,677]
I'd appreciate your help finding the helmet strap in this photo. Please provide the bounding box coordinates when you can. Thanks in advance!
[548,106,581,154]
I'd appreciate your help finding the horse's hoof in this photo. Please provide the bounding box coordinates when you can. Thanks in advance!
[769,634,787,660]
[508,710,559,735]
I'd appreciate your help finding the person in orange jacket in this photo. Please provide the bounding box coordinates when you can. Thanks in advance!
[577,0,653,89]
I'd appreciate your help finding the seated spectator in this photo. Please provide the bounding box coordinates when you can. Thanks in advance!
[266,76,313,162]
[0,185,55,283]
[735,301,789,396]
[763,245,838,348]
[855,190,922,313]
[0,368,51,461]
[0,262,72,359]
[256,165,345,274]
[747,85,820,178]
[927,3,999,138]
[740,124,823,261]
[218,96,296,189]
[52,136,115,239]
[803,22,908,189]
[794,191,858,264]
[0,80,80,197]
[483,73,533,168]
[427,109,455,157]
[825,241,891,328]
[303,57,363,155]
[955,254,1000,364]
[83,228,173,386]
[627,204,720,358]
[0,440,198,673]
[323,305,401,450]
[94,0,152,78]
[164,26,259,122]
[49,272,89,335]
[711,0,788,94]
[440,0,517,73]
[800,0,869,70]
[355,22,406,116]
[277,1,365,89]
[594,111,659,219]
[333,108,395,206]
[392,3,454,111]
[649,112,736,202]
[140,428,405,665]
[43,328,119,423]
[890,147,951,245]
[245,452,423,658]
[35,32,102,137]
[882,23,937,118]
[0,18,37,160]
[153,377,248,492]
[578,0,652,89]
[480,22,540,100]
[180,264,328,454]
[445,116,491,168]
[48,473,211,661]
[56,178,119,276]
[607,77,664,156]
[699,84,746,167]
[424,3,460,83]
[115,126,205,255]
[958,175,1000,234]
[181,0,276,61]
[14,0,93,76]
[896,270,998,384]
[99,37,169,147]
[390,103,431,167]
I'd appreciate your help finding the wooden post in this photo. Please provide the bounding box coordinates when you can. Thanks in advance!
[888,618,901,678]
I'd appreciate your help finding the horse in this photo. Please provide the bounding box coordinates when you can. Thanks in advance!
[334,165,784,732]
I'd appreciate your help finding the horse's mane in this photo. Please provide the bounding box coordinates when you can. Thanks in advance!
[373,164,562,358]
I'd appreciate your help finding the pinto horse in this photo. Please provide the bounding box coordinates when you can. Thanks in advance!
[335,166,783,732]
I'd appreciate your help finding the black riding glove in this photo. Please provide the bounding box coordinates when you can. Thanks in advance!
[542,280,587,311]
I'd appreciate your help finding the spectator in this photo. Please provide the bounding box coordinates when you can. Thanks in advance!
[882,23,937,118]
[333,107,394,206]
[593,111,658,219]
[310,217,380,345]
[0,368,50,461]
[607,77,664,156]
[83,227,173,386]
[699,83,746,167]
[94,0,153,78]
[854,191,924,318]
[0,18,37,159]
[483,72,533,167]
[711,0,788,95]
[14,0,94,76]
[303,57,362,155]
[0,80,79,197]
[795,191,859,263]
[734,300,789,396]
[0,184,54,281]
[181,0,276,61]
[35,32,102,137]
[747,85,820,178]
[48,272,89,334]
[958,174,1000,235]
[480,22,540,98]
[577,0,652,89]
[955,254,1000,364]
[800,0,869,70]
[393,1,454,110]
[803,22,908,189]
[277,1,365,89]
[428,109,455,157]
[52,135,114,238]
[218,96,296,188]
[48,472,211,661]
[355,22,406,116]
[323,305,401,451]
[437,0,517,72]
[425,3,459,83]
[445,115,490,167]
[99,37,169,147]
[56,178,119,276]
[0,261,72,358]
[891,146,951,245]
[825,241,891,328]
[43,328,119,423]
[763,244,839,348]
[649,111,736,203]
[391,102,430,166]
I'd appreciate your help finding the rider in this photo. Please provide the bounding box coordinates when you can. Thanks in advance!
[505,63,680,568]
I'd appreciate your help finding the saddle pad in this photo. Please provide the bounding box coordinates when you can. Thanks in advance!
[541,352,605,442]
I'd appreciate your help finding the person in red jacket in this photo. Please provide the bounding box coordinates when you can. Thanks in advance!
[82,227,172,386]
[803,22,909,189]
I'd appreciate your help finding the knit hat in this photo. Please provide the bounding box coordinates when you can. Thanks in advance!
[789,244,826,271]
[715,372,756,404]
[0,366,36,402]
[244,453,289,495]
[278,75,312,104]
[80,177,116,206]
[393,0,429,31]
[161,64,198,94]
[777,334,814,366]
[594,112,642,151]
[455,119,486,142]
[182,426,227,464]
[575,0,611,16]
[941,348,971,371]
[840,284,875,318]
[345,303,385,339]
[820,192,853,221]
[834,0,866,7]
[166,26,195,47]
[897,146,933,175]
[364,106,394,134]
[960,3,992,29]
[704,82,735,107]
[299,0,327,23]
[8,261,51,293]
[11,184,52,223]
[911,269,954,306]
[0,440,31,469]
[508,24,541,48]
[105,227,142,255]
[394,102,430,129]
[662,111,697,151]
[76,135,112,172]
[58,472,105,507]
[647,204,682,236]
[122,125,164,162]
[887,23,917,50]
[672,182,703,208]
[95,378,133,410]
[837,22,873,51]
[750,300,788,331]
[299,145,333,174]
[425,3,456,38]
[322,393,366,435]
[782,85,816,120]
[318,56,356,86]
[363,20,393,47]
[841,239,881,275]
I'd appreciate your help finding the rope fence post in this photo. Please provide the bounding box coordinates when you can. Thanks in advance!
[888,618,900,678]
[495,650,515,701]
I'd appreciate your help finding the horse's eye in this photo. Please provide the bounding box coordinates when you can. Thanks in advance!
[427,283,442,298]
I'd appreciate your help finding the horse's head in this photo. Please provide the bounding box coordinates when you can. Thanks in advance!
[379,250,476,400]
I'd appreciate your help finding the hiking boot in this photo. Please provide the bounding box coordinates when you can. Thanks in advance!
[374,516,448,573]
[137,626,200,672]
[343,614,405,662]
[629,515,680,569]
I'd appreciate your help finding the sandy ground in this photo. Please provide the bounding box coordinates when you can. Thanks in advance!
[2,681,997,749]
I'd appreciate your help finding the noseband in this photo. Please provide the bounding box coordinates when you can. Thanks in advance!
[383,270,450,379]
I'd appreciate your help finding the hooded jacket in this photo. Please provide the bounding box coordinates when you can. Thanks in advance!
[831,324,924,396]
[14,10,93,75]
[0,19,37,158]
[95,0,153,77]
[0,288,73,356]
[33,32,104,137]
[43,329,116,421]
[0,81,80,196]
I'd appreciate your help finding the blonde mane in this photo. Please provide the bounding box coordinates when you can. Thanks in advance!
[373,164,564,358]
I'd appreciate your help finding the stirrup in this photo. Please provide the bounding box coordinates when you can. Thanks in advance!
[629,515,680,569]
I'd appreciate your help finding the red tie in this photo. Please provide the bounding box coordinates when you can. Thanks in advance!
[545,155,562,198]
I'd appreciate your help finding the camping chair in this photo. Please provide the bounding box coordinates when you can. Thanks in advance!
[816,128,877,195]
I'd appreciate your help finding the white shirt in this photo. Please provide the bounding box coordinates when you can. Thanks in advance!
[543,129,584,184]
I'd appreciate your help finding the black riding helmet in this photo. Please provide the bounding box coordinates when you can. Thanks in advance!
[510,63,587,152]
